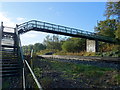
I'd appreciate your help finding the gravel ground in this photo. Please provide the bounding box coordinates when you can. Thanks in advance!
[43,57,120,70]
[33,57,120,89]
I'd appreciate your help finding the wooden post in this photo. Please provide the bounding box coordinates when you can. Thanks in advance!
[30,49,33,69]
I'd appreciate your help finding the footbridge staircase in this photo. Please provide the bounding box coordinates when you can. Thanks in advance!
[0,22,42,89]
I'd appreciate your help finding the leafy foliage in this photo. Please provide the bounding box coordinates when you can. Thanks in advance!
[105,2,120,19]
[95,19,118,38]
[95,19,120,52]
[115,22,120,39]
[22,43,46,55]
[62,38,86,52]
[43,35,63,50]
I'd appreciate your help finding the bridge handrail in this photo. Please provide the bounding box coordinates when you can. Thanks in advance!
[19,24,111,41]
[18,20,95,34]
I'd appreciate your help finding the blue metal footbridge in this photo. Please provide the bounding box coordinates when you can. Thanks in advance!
[18,20,119,44]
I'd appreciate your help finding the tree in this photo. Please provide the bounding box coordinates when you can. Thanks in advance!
[115,22,120,39]
[93,2,120,52]
[105,2,120,19]
[104,1,120,40]
[62,37,85,52]
[95,19,118,38]
[43,35,62,50]
[22,43,46,54]
[33,43,46,52]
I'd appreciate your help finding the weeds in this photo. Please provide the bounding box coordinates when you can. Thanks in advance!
[34,68,42,78]
[40,77,52,88]
[32,58,120,88]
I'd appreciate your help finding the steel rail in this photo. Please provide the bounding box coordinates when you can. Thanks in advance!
[24,60,43,90]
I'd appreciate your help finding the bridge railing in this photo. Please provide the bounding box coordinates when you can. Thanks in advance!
[18,20,116,43]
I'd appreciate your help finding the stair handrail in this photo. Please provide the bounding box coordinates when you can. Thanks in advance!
[24,59,43,90]
[15,24,26,89]
[15,25,24,61]
[15,25,43,89]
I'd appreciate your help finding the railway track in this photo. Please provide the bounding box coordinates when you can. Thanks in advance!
[38,55,120,69]
[39,55,120,62]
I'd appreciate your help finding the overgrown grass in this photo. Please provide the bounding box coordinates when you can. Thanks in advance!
[40,77,52,88]
[36,49,120,57]
[114,74,120,84]
[44,59,114,79]
[37,49,120,57]
[34,68,42,78]
[32,58,120,88]
[36,49,59,55]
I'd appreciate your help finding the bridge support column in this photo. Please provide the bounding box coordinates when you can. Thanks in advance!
[86,39,98,52]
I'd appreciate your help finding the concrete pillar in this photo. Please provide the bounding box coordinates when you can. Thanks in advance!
[86,39,98,52]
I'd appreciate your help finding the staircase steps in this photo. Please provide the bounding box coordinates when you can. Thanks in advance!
[1,25,23,88]
[2,45,17,48]
[0,50,22,77]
